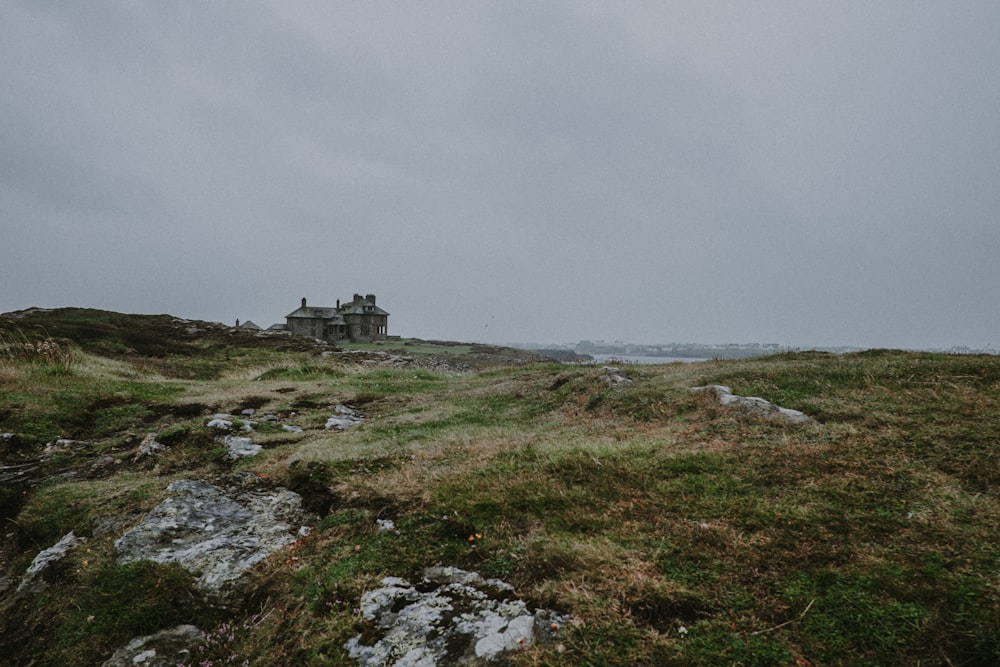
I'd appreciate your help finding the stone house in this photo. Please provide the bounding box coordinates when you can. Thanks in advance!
[284,294,389,343]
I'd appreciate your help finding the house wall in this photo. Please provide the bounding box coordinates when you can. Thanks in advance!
[344,314,388,342]
[287,317,325,339]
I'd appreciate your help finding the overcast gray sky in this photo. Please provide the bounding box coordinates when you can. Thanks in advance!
[3,1,999,349]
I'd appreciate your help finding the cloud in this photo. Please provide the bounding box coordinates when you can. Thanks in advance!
[2,1,999,349]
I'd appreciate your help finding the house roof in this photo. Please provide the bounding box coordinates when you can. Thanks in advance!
[339,300,389,316]
[284,306,339,319]
[239,320,262,330]
[286,300,389,319]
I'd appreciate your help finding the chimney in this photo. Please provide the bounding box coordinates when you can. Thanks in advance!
[336,299,340,309]
[366,293,376,305]
[301,297,307,308]
[354,294,362,304]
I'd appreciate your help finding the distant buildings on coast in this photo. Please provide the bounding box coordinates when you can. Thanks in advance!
[515,340,996,363]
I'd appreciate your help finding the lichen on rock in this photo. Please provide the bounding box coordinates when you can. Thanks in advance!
[101,624,205,667]
[16,531,86,597]
[114,479,310,603]
[345,566,564,666]
[690,384,813,423]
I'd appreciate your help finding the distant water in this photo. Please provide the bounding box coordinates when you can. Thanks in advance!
[590,354,710,365]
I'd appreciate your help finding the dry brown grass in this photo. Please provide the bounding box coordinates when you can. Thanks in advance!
[4,348,1000,666]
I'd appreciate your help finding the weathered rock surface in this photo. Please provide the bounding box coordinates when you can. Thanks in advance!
[114,479,310,602]
[690,384,813,423]
[325,404,364,430]
[601,366,633,390]
[101,624,205,667]
[134,433,166,461]
[41,438,77,459]
[206,415,233,430]
[17,531,86,597]
[345,566,564,666]
[222,434,262,459]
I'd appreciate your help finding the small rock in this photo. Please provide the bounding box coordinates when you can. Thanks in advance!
[206,418,232,431]
[223,435,262,459]
[600,366,632,390]
[326,407,364,430]
[41,439,75,458]
[281,424,303,433]
[135,433,166,461]
[101,624,205,667]
[241,408,256,416]
[17,531,86,597]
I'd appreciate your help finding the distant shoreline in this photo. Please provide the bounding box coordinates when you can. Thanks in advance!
[588,353,709,365]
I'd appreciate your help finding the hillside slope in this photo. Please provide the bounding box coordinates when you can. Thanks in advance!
[1,310,998,665]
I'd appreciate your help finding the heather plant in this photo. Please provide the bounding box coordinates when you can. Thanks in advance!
[177,614,264,667]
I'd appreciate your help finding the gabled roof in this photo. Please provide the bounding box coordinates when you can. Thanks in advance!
[339,300,389,316]
[239,320,262,330]
[285,296,389,321]
[285,306,339,319]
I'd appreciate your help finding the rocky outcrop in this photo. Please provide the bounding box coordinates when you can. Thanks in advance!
[206,414,254,432]
[134,433,166,461]
[345,566,564,666]
[16,531,86,597]
[601,366,633,390]
[325,404,364,430]
[114,479,311,603]
[101,624,205,667]
[690,384,813,423]
[222,435,262,459]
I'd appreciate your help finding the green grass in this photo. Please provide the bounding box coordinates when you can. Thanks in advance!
[51,560,209,666]
[2,311,998,666]
[0,370,185,443]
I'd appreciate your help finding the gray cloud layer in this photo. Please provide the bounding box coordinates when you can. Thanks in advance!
[3,1,999,348]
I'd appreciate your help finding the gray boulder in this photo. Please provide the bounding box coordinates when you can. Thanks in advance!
[114,479,310,603]
[690,384,813,423]
[600,366,633,390]
[134,433,166,461]
[345,566,564,666]
[326,405,364,430]
[222,435,262,459]
[17,531,86,597]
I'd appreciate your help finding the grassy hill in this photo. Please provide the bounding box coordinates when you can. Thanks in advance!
[1,309,998,665]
